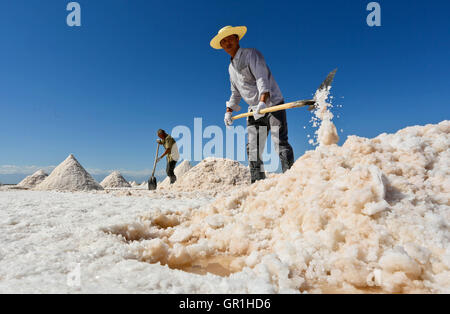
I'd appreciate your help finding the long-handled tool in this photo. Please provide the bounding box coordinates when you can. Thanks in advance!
[231,68,337,121]
[148,143,160,190]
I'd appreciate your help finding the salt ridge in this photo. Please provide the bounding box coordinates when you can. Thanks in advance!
[158,160,192,189]
[161,157,250,194]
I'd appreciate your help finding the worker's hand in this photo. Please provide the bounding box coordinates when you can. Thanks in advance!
[253,102,267,120]
[224,111,233,126]
[156,139,162,145]
[156,156,163,163]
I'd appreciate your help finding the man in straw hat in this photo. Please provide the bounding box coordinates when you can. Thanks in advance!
[210,25,294,183]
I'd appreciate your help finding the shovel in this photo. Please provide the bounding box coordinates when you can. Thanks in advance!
[231,68,337,121]
[148,142,160,190]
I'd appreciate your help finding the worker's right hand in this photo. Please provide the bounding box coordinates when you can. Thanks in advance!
[156,139,162,145]
[224,111,233,126]
[253,102,267,120]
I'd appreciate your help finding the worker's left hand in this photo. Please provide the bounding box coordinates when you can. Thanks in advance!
[156,156,162,163]
[224,111,233,126]
[253,102,267,120]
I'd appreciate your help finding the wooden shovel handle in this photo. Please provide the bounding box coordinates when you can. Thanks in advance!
[231,99,316,120]
[151,143,160,177]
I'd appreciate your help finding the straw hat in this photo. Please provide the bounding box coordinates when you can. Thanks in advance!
[210,25,247,49]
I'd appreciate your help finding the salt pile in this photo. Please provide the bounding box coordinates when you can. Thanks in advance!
[130,120,449,293]
[158,160,192,189]
[17,170,48,188]
[130,181,139,187]
[100,171,131,188]
[35,154,103,191]
[162,157,250,194]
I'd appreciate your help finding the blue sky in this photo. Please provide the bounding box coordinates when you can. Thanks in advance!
[0,0,449,183]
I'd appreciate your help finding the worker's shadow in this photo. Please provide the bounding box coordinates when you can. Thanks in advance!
[382,174,407,205]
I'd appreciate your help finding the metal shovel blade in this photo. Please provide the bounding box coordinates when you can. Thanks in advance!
[148,142,160,191]
[148,176,157,190]
[308,68,338,111]
[318,68,338,92]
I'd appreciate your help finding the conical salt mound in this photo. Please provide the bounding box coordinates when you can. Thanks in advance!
[100,171,131,188]
[17,169,48,188]
[129,181,138,187]
[35,154,103,191]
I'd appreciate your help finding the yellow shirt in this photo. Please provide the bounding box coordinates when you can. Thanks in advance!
[161,135,179,162]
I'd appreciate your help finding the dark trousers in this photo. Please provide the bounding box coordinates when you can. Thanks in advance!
[166,160,177,184]
[246,108,294,183]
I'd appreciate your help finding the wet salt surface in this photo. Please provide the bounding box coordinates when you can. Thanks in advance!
[178,255,235,277]
[1,121,449,293]
[0,190,218,293]
[0,189,287,293]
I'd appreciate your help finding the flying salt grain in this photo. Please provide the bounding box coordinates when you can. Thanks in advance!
[309,87,340,146]
[137,120,450,293]
[35,154,103,191]
[100,171,131,188]
[17,170,48,188]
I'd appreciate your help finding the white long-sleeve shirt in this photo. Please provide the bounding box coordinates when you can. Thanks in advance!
[226,48,284,112]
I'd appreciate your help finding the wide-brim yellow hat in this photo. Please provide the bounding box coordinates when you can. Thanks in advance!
[210,25,247,49]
